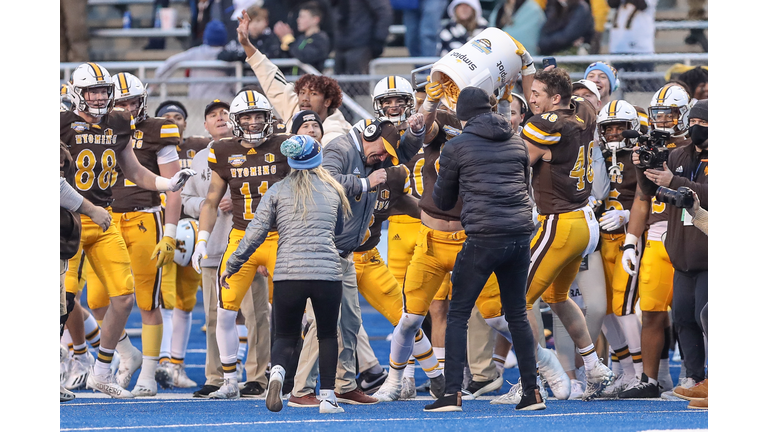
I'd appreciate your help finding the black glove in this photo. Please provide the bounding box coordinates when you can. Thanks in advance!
[371,40,386,59]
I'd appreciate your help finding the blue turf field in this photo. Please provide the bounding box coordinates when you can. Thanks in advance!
[61,232,708,431]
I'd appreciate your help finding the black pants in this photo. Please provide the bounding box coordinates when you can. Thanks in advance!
[444,234,538,395]
[672,269,708,382]
[272,280,342,390]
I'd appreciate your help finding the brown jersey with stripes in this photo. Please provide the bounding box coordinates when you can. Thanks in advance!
[357,164,413,252]
[522,100,597,215]
[110,117,181,213]
[208,134,292,230]
[60,108,135,208]
[179,136,211,169]
[602,149,637,234]
[418,109,463,221]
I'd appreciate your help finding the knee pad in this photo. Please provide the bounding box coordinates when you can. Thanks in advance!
[66,292,76,314]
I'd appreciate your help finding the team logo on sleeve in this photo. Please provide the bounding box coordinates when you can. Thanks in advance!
[265,153,275,163]
[228,154,246,167]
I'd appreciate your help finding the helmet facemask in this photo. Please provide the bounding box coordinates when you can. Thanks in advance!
[114,94,148,123]
[231,109,273,143]
[649,106,687,136]
[373,94,414,123]
[72,83,115,118]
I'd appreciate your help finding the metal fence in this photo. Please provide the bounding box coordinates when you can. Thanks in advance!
[61,53,707,136]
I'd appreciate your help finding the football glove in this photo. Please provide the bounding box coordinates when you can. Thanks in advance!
[599,209,630,231]
[425,79,443,102]
[191,240,208,274]
[151,236,177,268]
[155,169,197,192]
[510,37,535,76]
[622,246,638,277]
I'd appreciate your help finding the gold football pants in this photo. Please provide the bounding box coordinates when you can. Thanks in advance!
[403,224,501,318]
[601,232,644,316]
[218,229,278,311]
[638,239,674,312]
[527,211,590,308]
[354,248,403,326]
[161,262,202,312]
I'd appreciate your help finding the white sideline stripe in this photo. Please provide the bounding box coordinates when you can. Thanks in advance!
[60,410,705,431]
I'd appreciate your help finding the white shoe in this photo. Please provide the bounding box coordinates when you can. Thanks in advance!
[504,349,518,369]
[490,378,547,405]
[575,366,586,384]
[661,377,694,401]
[319,389,345,413]
[583,360,615,401]
[131,378,158,397]
[537,347,570,400]
[60,385,75,402]
[265,366,284,412]
[64,355,92,390]
[155,362,173,389]
[170,363,197,388]
[568,380,586,400]
[400,377,416,400]
[372,376,402,402]
[116,344,142,389]
[60,346,70,386]
[86,367,134,399]
[209,378,240,399]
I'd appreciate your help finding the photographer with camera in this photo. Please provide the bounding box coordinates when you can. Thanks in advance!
[622,99,708,400]
[615,84,693,398]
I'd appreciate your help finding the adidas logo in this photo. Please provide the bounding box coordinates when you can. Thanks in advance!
[353,167,361,175]
[392,234,401,240]
[247,148,257,155]
[675,166,683,173]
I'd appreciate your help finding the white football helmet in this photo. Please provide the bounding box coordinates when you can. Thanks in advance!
[68,62,115,117]
[174,219,198,267]
[111,72,148,122]
[60,83,73,111]
[648,84,690,136]
[372,76,415,123]
[597,100,640,151]
[229,90,274,142]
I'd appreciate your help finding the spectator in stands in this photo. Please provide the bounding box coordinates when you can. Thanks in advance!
[152,20,235,101]
[684,0,707,51]
[192,0,233,46]
[61,0,89,62]
[401,0,448,58]
[608,0,657,92]
[332,0,393,74]
[489,0,546,56]
[439,0,488,57]
[273,1,331,72]
[677,66,708,102]
[218,5,283,64]
[538,0,594,56]
[589,0,610,54]
[262,0,335,44]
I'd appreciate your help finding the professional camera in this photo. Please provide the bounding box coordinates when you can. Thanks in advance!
[655,186,695,208]
[635,130,671,169]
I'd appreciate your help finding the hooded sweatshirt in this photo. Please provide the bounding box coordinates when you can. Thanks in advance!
[432,112,533,236]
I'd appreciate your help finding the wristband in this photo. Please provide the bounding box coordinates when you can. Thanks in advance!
[155,176,171,192]
[197,230,211,244]
[163,223,177,239]
[411,124,426,136]
[619,243,636,251]
[422,99,438,114]
[623,233,639,247]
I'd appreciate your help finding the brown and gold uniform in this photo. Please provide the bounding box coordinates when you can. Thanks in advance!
[160,135,211,312]
[208,133,291,310]
[523,99,598,308]
[600,148,641,316]
[61,108,136,301]
[637,139,689,312]
[354,164,418,326]
[402,110,502,319]
[85,117,181,312]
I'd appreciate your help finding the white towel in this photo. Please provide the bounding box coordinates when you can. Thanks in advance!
[581,205,600,257]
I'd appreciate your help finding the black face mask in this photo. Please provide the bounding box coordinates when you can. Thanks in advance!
[689,124,708,149]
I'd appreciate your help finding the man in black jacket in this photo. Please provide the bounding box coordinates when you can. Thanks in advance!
[332,0,392,75]
[424,87,543,412]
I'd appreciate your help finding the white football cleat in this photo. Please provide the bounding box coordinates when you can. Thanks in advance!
[583,360,615,401]
[400,377,416,400]
[318,389,344,414]
[568,379,586,400]
[537,347,570,400]
[116,344,143,389]
[170,363,197,388]
[372,377,402,402]
[490,378,547,405]
[86,367,134,399]
[131,378,158,397]
[155,362,173,389]
[60,385,75,402]
[64,355,92,390]
[209,378,240,399]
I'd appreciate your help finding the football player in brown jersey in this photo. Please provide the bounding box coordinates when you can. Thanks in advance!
[61,63,194,398]
[190,90,292,399]
[154,100,217,389]
[76,72,185,397]
[617,83,694,398]
[522,67,615,401]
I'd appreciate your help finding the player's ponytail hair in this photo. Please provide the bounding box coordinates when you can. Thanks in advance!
[286,167,351,221]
